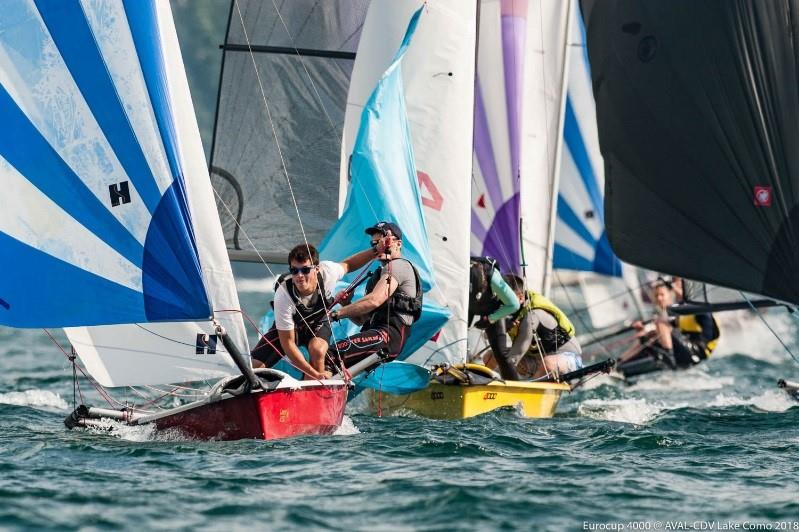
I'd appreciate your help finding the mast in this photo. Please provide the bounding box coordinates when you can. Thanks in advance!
[541,0,574,296]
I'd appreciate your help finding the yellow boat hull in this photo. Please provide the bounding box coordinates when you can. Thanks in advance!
[368,380,570,419]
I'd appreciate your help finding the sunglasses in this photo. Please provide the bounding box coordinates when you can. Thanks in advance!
[289,266,314,276]
[370,236,394,249]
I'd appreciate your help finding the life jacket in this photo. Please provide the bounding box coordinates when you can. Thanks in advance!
[508,290,576,354]
[364,258,423,325]
[678,314,720,357]
[469,256,501,317]
[270,271,333,343]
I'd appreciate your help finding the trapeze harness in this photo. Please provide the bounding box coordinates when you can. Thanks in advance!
[250,272,333,367]
[331,258,423,369]
[508,290,576,355]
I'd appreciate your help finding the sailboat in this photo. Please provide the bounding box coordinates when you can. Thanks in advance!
[0,0,355,440]
[579,1,797,385]
[332,0,592,419]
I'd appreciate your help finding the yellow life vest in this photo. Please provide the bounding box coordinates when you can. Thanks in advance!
[508,290,575,353]
[678,314,720,356]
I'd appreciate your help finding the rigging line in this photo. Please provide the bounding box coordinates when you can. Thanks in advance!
[266,0,380,223]
[43,329,116,408]
[742,292,799,367]
[553,270,617,361]
[233,1,313,254]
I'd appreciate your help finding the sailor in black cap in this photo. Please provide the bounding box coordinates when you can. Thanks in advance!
[328,221,423,369]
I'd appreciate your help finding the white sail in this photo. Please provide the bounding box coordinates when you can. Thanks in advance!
[65,1,246,387]
[339,0,477,365]
[470,0,571,294]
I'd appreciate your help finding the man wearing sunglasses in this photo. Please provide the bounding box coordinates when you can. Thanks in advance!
[251,243,374,380]
[327,221,423,370]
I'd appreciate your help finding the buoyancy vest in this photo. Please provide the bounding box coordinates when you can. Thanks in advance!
[508,290,576,353]
[271,272,333,343]
[364,258,423,325]
[678,314,720,357]
[468,256,501,317]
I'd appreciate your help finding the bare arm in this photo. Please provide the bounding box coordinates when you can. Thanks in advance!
[340,248,376,274]
[336,274,397,320]
[277,329,325,379]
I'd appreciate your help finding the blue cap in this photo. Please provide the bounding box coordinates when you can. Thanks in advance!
[365,221,403,240]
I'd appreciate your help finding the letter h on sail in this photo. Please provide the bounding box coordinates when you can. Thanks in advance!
[108,181,131,207]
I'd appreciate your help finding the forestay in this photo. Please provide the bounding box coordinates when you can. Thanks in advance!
[339,0,477,365]
[471,0,570,295]
[210,0,370,260]
[583,0,799,305]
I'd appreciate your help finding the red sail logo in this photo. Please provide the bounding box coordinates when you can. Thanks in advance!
[753,186,772,207]
[417,171,443,211]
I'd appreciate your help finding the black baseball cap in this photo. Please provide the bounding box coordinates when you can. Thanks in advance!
[365,221,403,240]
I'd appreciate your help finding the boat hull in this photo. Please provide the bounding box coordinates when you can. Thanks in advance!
[368,380,569,419]
[149,384,348,440]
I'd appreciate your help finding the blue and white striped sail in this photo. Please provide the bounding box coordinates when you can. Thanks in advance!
[0,0,212,329]
[553,2,622,278]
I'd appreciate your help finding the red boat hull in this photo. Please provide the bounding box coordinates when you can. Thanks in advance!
[151,384,348,441]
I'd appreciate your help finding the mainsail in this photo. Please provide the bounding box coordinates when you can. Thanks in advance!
[339,0,477,365]
[0,1,246,386]
[582,0,799,306]
[210,0,369,261]
[471,0,571,295]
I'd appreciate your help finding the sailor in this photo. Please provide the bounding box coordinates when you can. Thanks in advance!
[627,279,719,368]
[328,221,422,370]
[495,273,584,380]
[250,243,375,380]
[468,256,521,380]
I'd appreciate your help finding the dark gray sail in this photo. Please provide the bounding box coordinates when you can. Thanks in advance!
[210,0,369,261]
[581,0,799,305]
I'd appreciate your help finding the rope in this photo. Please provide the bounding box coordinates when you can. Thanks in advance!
[742,292,799,366]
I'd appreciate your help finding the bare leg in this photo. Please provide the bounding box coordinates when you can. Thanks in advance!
[655,321,673,350]
[308,337,329,373]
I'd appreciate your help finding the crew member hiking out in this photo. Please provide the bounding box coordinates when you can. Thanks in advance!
[618,278,720,375]
[468,256,521,380]
[250,243,375,379]
[490,274,583,380]
[327,221,422,370]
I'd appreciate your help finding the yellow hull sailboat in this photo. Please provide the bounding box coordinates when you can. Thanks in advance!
[367,364,570,419]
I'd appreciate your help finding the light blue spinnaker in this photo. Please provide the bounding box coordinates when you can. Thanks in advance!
[0,1,210,328]
[319,5,450,361]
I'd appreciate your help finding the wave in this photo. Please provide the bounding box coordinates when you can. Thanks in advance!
[708,389,796,413]
[0,389,68,410]
[627,369,734,392]
[333,415,360,436]
[578,398,671,425]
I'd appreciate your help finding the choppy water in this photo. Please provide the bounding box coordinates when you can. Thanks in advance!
[2,295,799,530]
